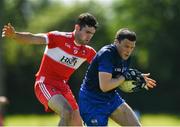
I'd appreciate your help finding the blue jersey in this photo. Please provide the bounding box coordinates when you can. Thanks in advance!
[79,44,131,126]
[80,44,131,101]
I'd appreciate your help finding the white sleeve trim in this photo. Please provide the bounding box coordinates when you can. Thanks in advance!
[35,33,49,44]
[44,34,49,44]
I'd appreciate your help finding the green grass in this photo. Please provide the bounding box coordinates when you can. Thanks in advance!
[4,114,59,126]
[3,113,180,126]
[141,114,180,126]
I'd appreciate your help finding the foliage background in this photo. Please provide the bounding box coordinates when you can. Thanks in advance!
[0,0,180,116]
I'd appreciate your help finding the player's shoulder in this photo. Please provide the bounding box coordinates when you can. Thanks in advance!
[84,45,96,53]
[84,45,95,50]
[98,44,116,56]
[48,31,73,38]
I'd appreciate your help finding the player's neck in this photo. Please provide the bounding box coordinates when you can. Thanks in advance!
[73,30,82,47]
[74,41,81,46]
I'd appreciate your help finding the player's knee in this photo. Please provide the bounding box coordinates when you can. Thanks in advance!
[133,118,141,126]
[61,106,73,119]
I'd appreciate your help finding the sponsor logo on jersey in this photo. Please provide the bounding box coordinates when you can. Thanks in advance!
[114,68,121,72]
[60,56,78,67]
[45,47,86,69]
[114,67,127,72]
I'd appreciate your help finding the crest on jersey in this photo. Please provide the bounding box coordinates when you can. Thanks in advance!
[73,47,79,54]
[65,43,71,48]
[82,50,86,55]
[90,119,98,125]
[73,50,78,54]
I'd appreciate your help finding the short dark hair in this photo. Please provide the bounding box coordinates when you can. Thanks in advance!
[76,12,98,29]
[115,28,136,42]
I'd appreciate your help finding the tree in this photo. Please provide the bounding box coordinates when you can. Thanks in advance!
[112,0,180,113]
[0,0,5,97]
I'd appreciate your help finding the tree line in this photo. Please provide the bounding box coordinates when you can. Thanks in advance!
[0,0,180,114]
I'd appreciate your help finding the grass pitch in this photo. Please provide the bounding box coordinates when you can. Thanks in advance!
[3,113,180,126]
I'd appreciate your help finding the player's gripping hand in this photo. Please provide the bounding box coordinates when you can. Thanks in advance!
[121,69,148,91]
[121,69,157,92]
[122,68,143,81]
[2,23,16,38]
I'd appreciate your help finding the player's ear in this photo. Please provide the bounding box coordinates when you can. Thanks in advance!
[75,24,80,31]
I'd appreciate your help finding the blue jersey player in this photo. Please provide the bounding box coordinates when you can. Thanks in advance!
[78,28,157,126]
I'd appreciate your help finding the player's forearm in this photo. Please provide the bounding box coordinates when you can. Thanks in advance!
[100,75,125,92]
[12,32,46,44]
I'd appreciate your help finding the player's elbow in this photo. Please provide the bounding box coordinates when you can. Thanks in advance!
[99,83,109,92]
[100,87,108,92]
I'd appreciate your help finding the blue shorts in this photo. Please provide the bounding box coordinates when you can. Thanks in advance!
[78,90,125,126]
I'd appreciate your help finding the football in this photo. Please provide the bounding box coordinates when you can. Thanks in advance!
[118,80,148,93]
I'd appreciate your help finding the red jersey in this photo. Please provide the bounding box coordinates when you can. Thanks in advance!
[36,31,96,81]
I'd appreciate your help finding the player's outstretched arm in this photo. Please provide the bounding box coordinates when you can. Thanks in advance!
[2,23,46,44]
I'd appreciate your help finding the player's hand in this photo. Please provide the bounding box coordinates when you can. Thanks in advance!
[122,69,142,81]
[2,23,16,38]
[122,70,134,80]
[142,73,157,89]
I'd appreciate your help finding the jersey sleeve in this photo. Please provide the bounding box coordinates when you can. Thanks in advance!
[98,50,113,73]
[86,47,96,64]
[46,31,65,48]
[34,33,49,44]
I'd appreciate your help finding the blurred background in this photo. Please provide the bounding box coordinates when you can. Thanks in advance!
[0,0,180,126]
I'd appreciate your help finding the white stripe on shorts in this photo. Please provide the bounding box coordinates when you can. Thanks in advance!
[39,82,51,100]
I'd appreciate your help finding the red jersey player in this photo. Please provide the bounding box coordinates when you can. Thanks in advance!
[2,13,98,126]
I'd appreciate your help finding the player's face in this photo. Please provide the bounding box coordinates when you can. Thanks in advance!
[75,25,96,45]
[116,39,136,60]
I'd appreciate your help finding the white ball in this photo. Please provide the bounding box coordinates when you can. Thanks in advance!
[118,80,136,93]
[118,80,148,93]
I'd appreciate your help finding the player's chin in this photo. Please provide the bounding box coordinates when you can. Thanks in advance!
[77,39,87,45]
[122,56,129,60]
[82,41,89,45]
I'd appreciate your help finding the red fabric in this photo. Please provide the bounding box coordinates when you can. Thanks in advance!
[34,76,78,112]
[36,31,96,81]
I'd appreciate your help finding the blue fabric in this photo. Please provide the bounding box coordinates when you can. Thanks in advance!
[81,44,130,99]
[79,89,125,126]
[79,44,130,126]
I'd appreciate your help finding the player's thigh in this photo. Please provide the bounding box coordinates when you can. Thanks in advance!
[71,109,81,119]
[70,109,82,125]
[48,94,72,115]
[110,102,141,126]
